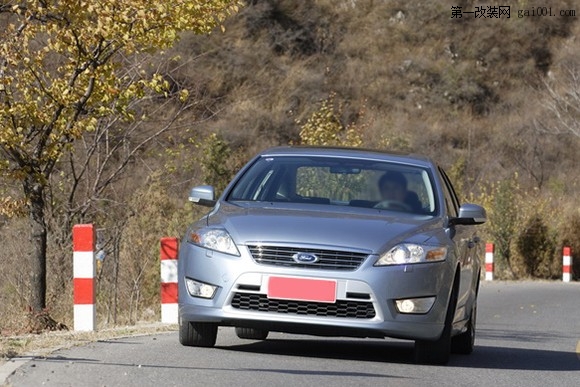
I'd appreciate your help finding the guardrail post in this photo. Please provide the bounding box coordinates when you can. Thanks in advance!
[485,243,494,281]
[563,247,572,282]
[161,237,179,323]
[73,224,96,331]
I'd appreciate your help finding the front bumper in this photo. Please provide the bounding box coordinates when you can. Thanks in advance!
[178,242,454,341]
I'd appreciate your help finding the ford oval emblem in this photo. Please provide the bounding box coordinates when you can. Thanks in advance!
[292,252,319,264]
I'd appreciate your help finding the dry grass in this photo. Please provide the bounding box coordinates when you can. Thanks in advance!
[0,323,176,362]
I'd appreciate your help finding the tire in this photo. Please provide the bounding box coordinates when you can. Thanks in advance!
[414,282,458,365]
[414,325,452,365]
[235,327,269,340]
[179,321,218,347]
[451,301,477,354]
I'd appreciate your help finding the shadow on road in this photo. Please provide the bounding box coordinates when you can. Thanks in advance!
[218,337,580,371]
[452,344,580,371]
[12,351,405,379]
[11,333,579,376]
[478,328,573,344]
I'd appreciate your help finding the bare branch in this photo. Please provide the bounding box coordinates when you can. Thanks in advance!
[539,65,580,138]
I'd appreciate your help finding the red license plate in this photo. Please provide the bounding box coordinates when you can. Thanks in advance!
[267,277,337,303]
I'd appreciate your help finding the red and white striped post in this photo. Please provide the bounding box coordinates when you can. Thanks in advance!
[485,243,494,281]
[563,247,572,282]
[160,237,179,324]
[73,224,96,331]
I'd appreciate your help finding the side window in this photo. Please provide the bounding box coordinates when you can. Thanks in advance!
[438,167,459,218]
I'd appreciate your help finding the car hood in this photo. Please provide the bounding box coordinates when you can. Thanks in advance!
[205,202,441,254]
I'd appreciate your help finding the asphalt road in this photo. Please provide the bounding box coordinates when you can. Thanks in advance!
[4,281,580,387]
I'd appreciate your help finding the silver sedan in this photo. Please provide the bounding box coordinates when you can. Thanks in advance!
[178,146,486,364]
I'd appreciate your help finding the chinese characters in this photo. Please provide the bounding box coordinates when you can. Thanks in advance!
[451,5,511,18]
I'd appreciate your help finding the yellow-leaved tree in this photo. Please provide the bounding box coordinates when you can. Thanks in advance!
[298,93,363,147]
[296,93,366,200]
[0,0,240,328]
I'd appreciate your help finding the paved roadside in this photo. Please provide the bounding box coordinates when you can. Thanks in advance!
[0,323,176,386]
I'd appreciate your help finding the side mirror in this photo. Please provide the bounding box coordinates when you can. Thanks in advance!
[188,185,216,207]
[450,203,486,226]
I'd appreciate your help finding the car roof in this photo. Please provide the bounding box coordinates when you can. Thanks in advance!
[258,146,435,168]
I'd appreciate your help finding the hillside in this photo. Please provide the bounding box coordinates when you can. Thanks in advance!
[164,0,580,191]
[1,0,579,332]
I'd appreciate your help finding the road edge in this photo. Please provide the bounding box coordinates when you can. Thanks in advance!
[1,324,177,386]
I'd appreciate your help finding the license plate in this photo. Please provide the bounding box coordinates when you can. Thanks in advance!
[267,277,337,303]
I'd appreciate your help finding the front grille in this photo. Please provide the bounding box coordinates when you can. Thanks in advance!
[247,245,368,271]
[231,293,376,319]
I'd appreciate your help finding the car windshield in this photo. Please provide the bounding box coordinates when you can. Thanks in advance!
[227,156,438,215]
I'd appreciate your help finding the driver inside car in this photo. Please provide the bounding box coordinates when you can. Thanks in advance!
[377,171,422,213]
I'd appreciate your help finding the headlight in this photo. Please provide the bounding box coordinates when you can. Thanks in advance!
[375,243,447,266]
[188,227,240,256]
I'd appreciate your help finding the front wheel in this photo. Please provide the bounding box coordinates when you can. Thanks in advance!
[414,325,452,365]
[451,301,477,354]
[235,327,269,340]
[414,284,458,365]
[179,321,218,347]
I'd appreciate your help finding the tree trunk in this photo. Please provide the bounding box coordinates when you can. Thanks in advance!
[23,176,47,314]
[23,176,67,332]
[22,176,68,331]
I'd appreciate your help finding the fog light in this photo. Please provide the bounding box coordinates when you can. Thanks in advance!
[185,278,218,299]
[395,296,436,314]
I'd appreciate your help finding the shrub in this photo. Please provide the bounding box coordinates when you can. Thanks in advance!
[297,93,364,147]
[482,179,519,278]
[516,215,558,279]
[470,174,566,280]
[198,132,235,194]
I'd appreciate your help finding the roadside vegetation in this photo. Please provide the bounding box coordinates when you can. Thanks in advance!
[1,0,579,335]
